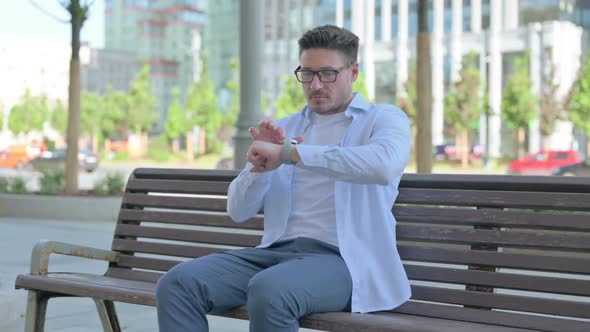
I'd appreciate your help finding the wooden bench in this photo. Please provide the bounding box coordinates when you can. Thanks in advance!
[15,168,590,332]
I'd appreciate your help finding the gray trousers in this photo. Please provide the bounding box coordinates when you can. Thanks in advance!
[156,237,352,332]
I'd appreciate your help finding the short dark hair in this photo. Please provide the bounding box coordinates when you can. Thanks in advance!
[298,25,359,64]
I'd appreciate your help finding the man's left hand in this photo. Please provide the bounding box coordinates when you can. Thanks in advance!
[247,141,283,173]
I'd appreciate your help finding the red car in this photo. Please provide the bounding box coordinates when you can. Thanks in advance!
[508,149,582,175]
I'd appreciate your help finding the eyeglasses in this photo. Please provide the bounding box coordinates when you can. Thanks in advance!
[294,62,354,83]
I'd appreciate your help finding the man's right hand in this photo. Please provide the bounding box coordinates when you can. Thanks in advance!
[249,120,304,145]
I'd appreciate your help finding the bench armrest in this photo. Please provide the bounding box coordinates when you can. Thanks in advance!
[30,240,120,275]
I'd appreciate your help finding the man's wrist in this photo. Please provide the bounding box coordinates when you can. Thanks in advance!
[281,138,298,165]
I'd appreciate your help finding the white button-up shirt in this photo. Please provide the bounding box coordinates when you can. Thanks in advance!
[227,93,412,313]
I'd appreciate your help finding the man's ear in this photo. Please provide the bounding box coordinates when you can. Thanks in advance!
[351,63,359,82]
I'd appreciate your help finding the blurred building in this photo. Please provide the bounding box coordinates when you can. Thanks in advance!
[207,0,590,157]
[104,0,207,132]
[80,47,139,94]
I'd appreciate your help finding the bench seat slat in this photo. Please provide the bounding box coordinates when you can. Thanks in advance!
[394,206,590,231]
[398,245,590,274]
[393,301,590,332]
[119,209,263,229]
[15,273,537,332]
[123,194,228,211]
[126,179,230,195]
[397,224,590,250]
[115,224,262,247]
[411,285,590,318]
[405,265,590,296]
[111,239,225,258]
[397,188,590,210]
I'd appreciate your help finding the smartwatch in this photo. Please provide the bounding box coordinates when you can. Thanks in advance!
[281,138,298,165]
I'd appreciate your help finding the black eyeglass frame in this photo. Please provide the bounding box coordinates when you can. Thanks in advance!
[293,62,355,83]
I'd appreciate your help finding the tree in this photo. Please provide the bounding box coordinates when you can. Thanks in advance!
[539,50,563,146]
[501,52,538,158]
[186,53,221,157]
[128,63,157,135]
[50,99,68,137]
[8,89,48,134]
[444,53,483,168]
[165,88,185,153]
[102,87,128,142]
[353,72,369,101]
[569,56,590,153]
[397,63,417,123]
[64,0,92,194]
[416,1,433,173]
[275,75,306,119]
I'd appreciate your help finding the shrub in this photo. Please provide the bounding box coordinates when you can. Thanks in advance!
[147,135,171,162]
[38,168,65,195]
[0,177,28,194]
[93,172,125,196]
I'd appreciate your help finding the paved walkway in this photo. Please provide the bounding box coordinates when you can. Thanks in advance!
[0,217,317,331]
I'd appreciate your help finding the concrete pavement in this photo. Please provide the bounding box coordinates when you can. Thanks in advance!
[0,217,321,331]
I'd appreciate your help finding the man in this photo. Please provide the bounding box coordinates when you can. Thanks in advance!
[156,25,411,331]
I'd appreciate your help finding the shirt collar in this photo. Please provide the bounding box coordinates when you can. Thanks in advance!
[302,92,370,121]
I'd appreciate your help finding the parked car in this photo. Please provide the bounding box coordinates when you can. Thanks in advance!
[0,145,30,169]
[433,143,484,161]
[508,149,581,175]
[552,160,590,177]
[27,148,99,173]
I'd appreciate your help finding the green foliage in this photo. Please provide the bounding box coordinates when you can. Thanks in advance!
[353,72,369,101]
[501,52,538,129]
[397,62,417,122]
[186,53,222,153]
[38,168,65,195]
[276,75,306,119]
[444,53,484,132]
[8,89,48,134]
[0,177,27,194]
[128,64,157,133]
[92,173,125,196]
[165,88,185,140]
[540,50,563,137]
[50,100,68,137]
[103,87,128,138]
[569,56,590,136]
[147,134,171,162]
[222,58,240,129]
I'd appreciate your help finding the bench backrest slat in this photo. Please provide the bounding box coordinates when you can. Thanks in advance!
[112,239,223,258]
[398,188,590,210]
[398,245,590,274]
[397,224,590,251]
[411,285,590,318]
[115,224,261,247]
[395,205,590,231]
[119,209,263,230]
[107,168,590,330]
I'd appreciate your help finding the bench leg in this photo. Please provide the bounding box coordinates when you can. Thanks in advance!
[94,299,121,332]
[24,291,49,332]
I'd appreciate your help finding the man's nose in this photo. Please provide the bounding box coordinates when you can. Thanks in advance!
[310,74,323,90]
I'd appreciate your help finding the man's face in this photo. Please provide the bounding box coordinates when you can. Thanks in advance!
[299,48,358,115]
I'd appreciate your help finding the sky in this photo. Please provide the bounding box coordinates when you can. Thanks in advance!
[0,0,104,47]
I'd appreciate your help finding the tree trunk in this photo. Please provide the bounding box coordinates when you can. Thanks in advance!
[92,130,99,155]
[64,2,82,195]
[415,1,433,173]
[186,130,194,161]
[172,138,179,153]
[518,127,525,159]
[460,131,469,169]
